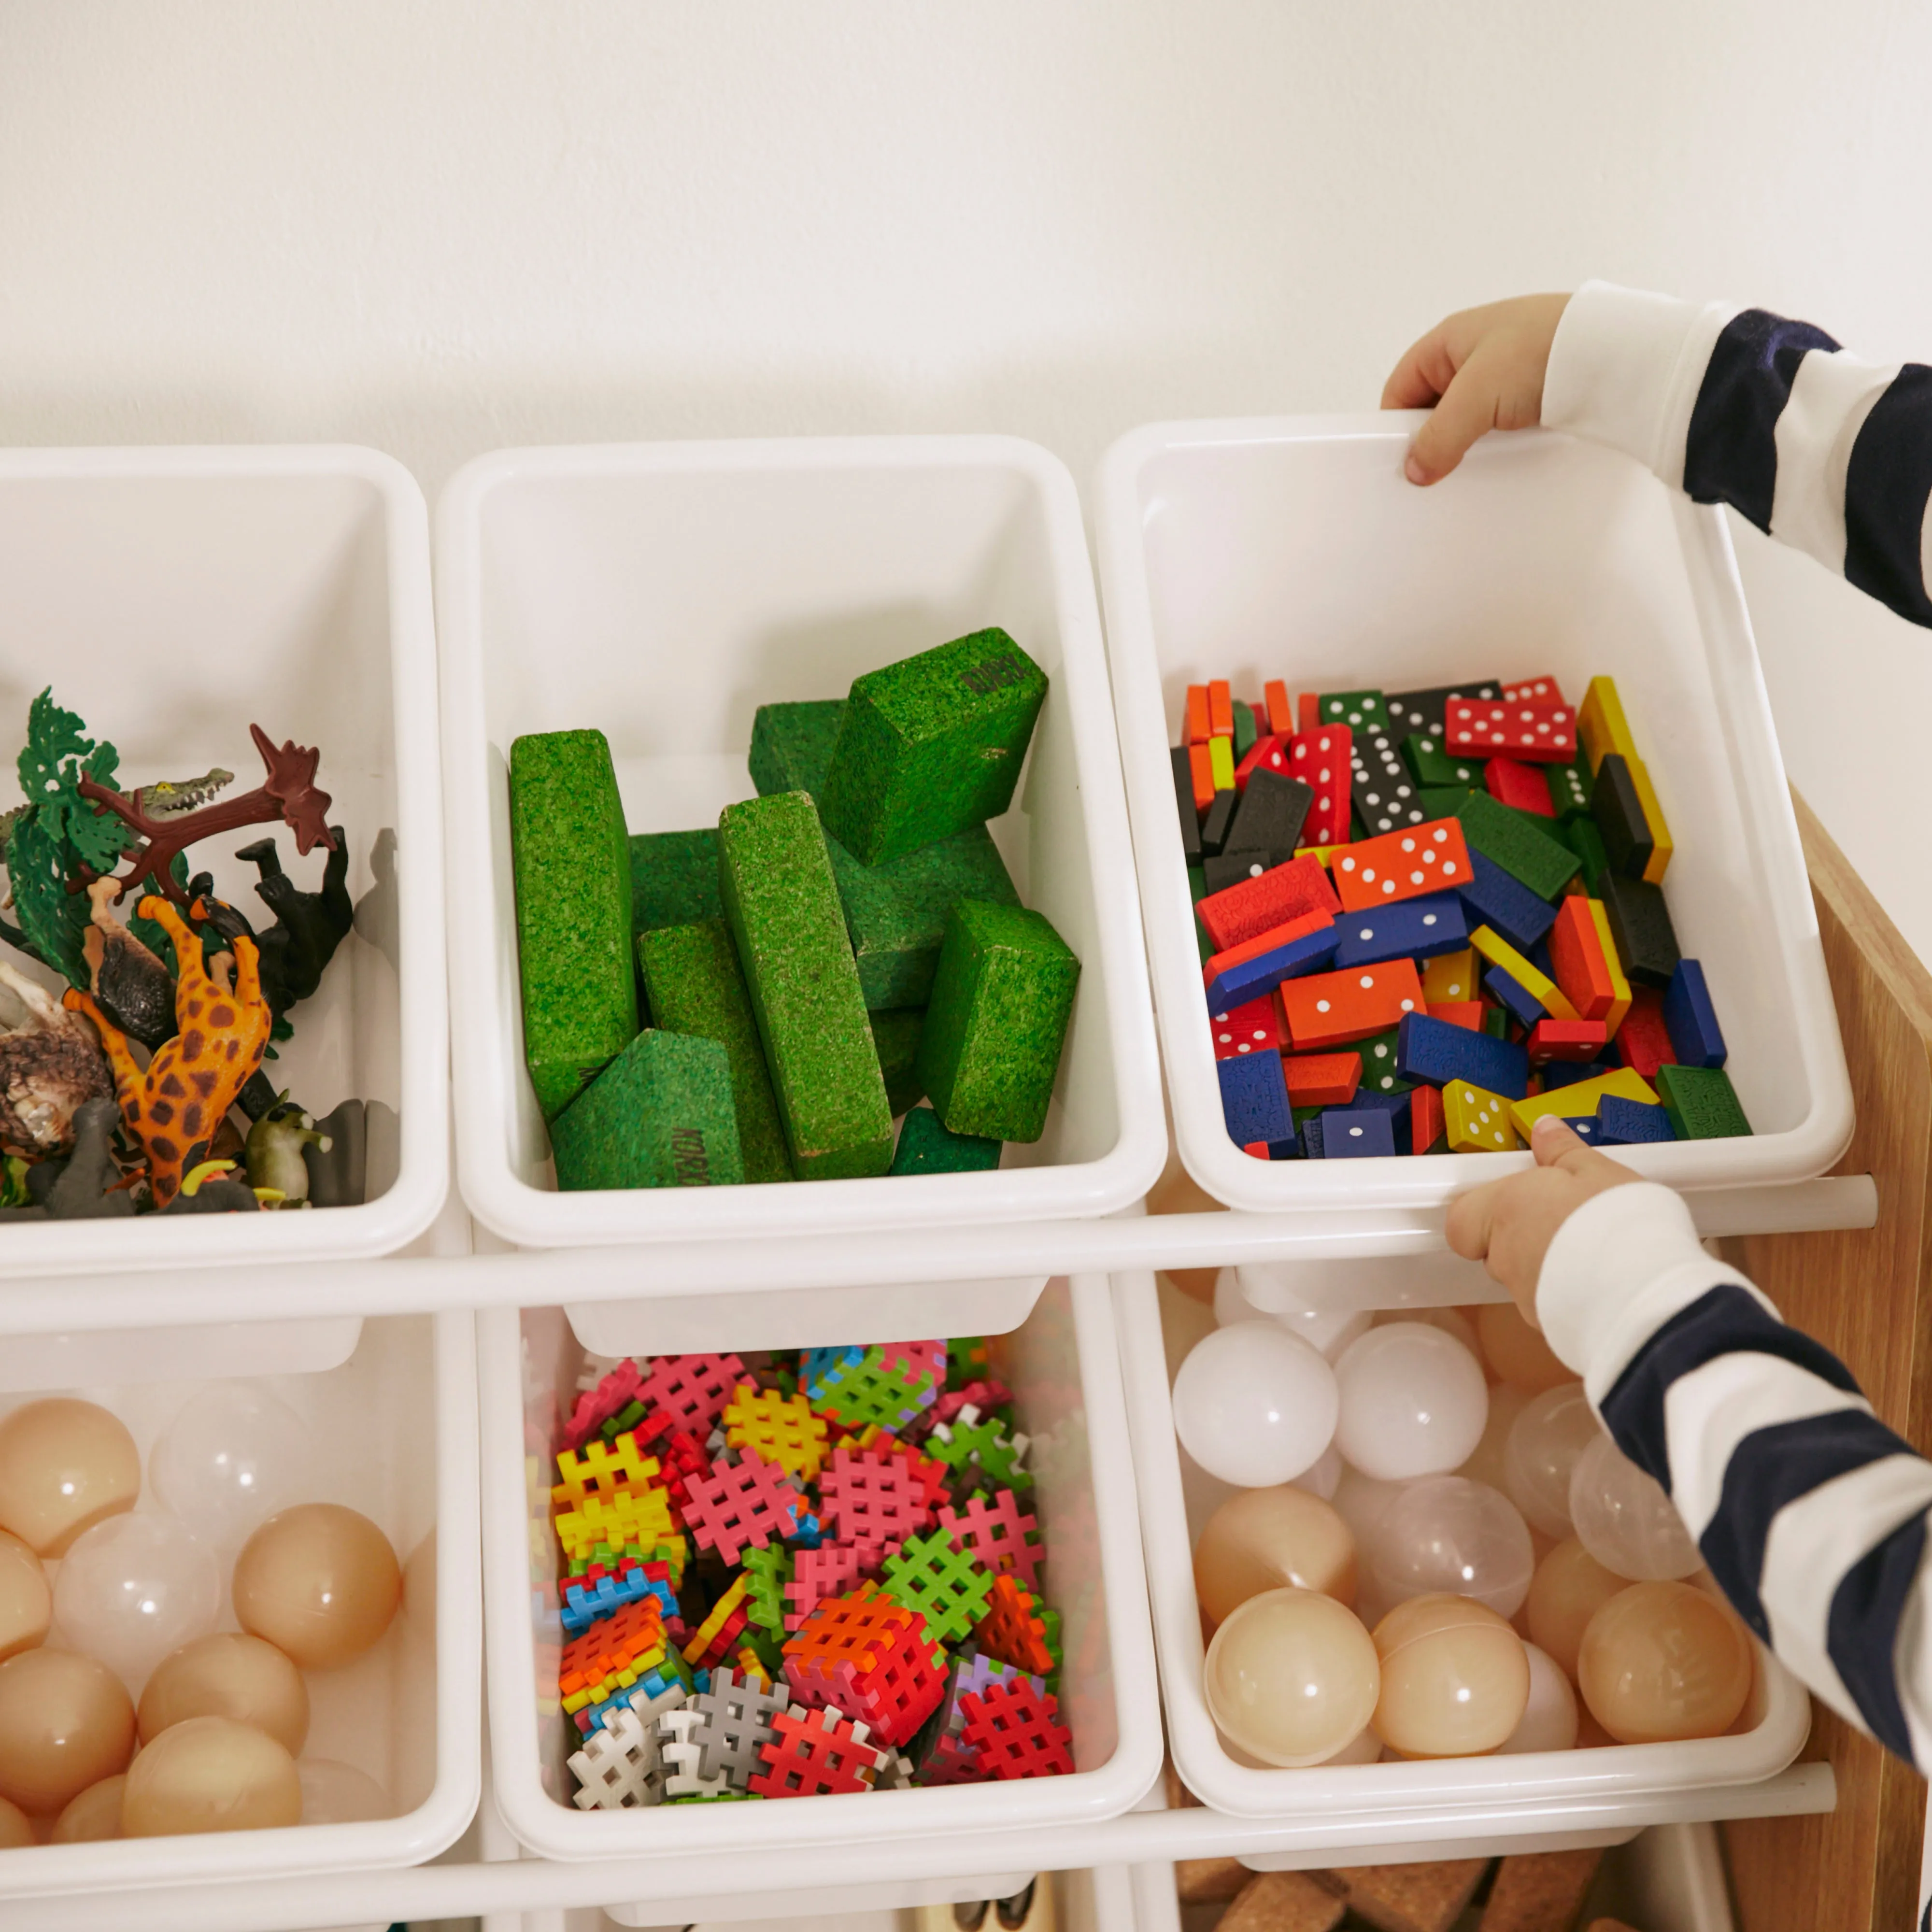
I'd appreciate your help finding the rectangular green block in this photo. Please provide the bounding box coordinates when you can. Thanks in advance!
[1546,748,1594,822]
[1317,690,1386,732]
[869,1007,927,1117]
[916,899,1080,1143]
[889,1104,1002,1176]
[718,792,894,1179]
[1402,733,1483,788]
[818,628,1048,866]
[748,699,844,801]
[1654,1063,1753,1140]
[1350,1029,1413,1096]
[628,829,724,937]
[1454,790,1581,901]
[1188,862,1213,963]
[1232,699,1258,759]
[549,1029,743,1191]
[1417,783,1479,819]
[509,729,638,1122]
[1482,1005,1510,1039]
[1561,816,1612,895]
[636,920,792,1185]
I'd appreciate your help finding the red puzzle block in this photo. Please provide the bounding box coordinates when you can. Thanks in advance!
[1184,685,1211,745]
[1279,959,1424,1051]
[1411,1083,1446,1153]
[1234,733,1290,792]
[1426,1001,1483,1032]
[637,1353,748,1434]
[1209,994,1284,1060]
[1195,853,1340,952]
[1264,679,1293,737]
[817,1446,934,1548]
[938,1489,1045,1588]
[1328,820,1472,910]
[1445,696,1576,763]
[1614,985,1678,1079]
[975,1574,1056,1676]
[750,1704,886,1798]
[1548,896,1619,1023]
[1527,1019,1610,1065]
[783,1584,948,1746]
[1287,725,1353,845]
[959,1679,1076,1780]
[919,1727,988,1785]
[1485,754,1557,817]
[1282,1051,1361,1108]
[784,1542,865,1632]
[562,1359,642,1451]
[1208,680,1234,739]
[680,1451,799,1563]
[1502,674,1565,704]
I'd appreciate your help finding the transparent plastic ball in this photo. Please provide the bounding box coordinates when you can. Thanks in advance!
[148,1384,312,1551]
[296,1756,391,1824]
[1569,1434,1701,1581]
[1172,1322,1339,1488]
[1476,1305,1577,1394]
[1497,1642,1579,1754]
[1332,1324,1488,1481]
[51,1513,221,1691]
[1292,1442,1343,1502]
[1202,1587,1380,1767]
[1365,1476,1535,1619]
[1330,1465,1409,1552]
[1455,1382,1530,1493]
[1503,1383,1599,1539]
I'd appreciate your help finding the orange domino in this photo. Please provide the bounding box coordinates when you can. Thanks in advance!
[1185,685,1212,745]
[1328,820,1472,911]
[1279,958,1424,1051]
[1296,691,1321,733]
[1527,1018,1609,1065]
[1282,1051,1361,1107]
[1548,897,1618,1023]
[1188,742,1216,813]
[1208,680,1234,738]
[1426,1000,1483,1031]
[1264,679,1293,736]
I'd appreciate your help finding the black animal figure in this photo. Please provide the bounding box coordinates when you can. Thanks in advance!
[193,826,354,1024]
[15,1096,134,1219]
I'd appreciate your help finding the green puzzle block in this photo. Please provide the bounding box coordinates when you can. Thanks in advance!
[636,920,792,1186]
[1454,790,1581,901]
[509,729,638,1122]
[1654,1063,1753,1140]
[818,629,1048,867]
[869,1007,926,1117]
[718,792,894,1181]
[1401,733,1482,789]
[889,1104,1002,1176]
[549,1029,743,1192]
[916,900,1080,1144]
[629,828,724,938]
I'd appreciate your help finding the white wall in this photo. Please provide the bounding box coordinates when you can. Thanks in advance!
[3,0,1930,950]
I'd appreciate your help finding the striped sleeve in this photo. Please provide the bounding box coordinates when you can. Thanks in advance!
[1542,281,1932,630]
[1537,1183,1932,1768]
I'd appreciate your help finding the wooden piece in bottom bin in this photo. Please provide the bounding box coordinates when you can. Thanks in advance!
[1598,872,1680,988]
[1323,1097,1402,1157]
[1477,1847,1603,1932]
[889,1106,1001,1176]
[1211,994,1283,1061]
[1444,1082,1521,1152]
[1284,1052,1359,1108]
[1662,958,1726,1067]
[1396,1012,1529,1101]
[1654,1063,1752,1139]
[549,1031,744,1190]
[1327,1858,1490,1932]
[868,1007,926,1116]
[1218,1869,1346,1932]
[916,901,1080,1142]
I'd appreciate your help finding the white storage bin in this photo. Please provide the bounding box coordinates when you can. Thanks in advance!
[0,447,448,1280]
[1094,415,1852,1215]
[0,1310,479,1901]
[476,1275,1163,1861]
[438,437,1164,1257]
[1113,1271,1812,1827]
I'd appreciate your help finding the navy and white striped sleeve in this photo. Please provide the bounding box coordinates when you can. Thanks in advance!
[1542,281,1932,630]
[1537,1183,1932,1768]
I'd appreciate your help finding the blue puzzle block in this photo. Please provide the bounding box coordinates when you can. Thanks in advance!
[1483,963,1548,1029]
[1598,1094,1677,1144]
[1203,918,1339,1010]
[1332,892,1469,969]
[1663,959,1727,1068]
[1396,1012,1530,1100]
[1543,1059,1614,1090]
[1319,1107,1397,1158]
[789,1510,824,1548]
[1456,851,1559,953]
[1218,1048,1293,1146]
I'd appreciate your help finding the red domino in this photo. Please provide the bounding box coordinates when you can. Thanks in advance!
[1328,819,1472,910]
[1502,674,1565,703]
[1264,680,1293,736]
[1234,733,1291,791]
[1485,754,1557,816]
[1445,697,1576,763]
[1279,958,1424,1050]
[1208,994,1284,1059]
[1282,1051,1361,1106]
[1426,1001,1483,1031]
[1548,897,1619,1022]
[1411,1084,1446,1153]
[1195,853,1340,952]
[1527,1018,1610,1064]
[1614,986,1678,1078]
[1287,725,1353,845]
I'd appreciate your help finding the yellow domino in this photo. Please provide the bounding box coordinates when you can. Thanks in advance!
[1578,675,1639,775]
[1626,756,1674,885]
[1293,845,1341,868]
[1467,926,1580,1022]
[1444,1082,1522,1152]
[1583,898,1633,1034]
[1509,1067,1658,1139]
[1422,947,1478,1004]
[1208,737,1236,791]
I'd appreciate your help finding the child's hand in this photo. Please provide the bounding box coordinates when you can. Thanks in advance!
[1445,1114,1641,1325]
[1382,294,1572,485]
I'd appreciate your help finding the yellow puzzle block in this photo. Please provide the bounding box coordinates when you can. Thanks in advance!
[724,1382,830,1482]
[1508,1067,1659,1140]
[1468,926,1580,1022]
[1578,674,1639,775]
[1422,946,1479,1005]
[1444,1082,1522,1152]
[552,1431,661,1509]
[1583,898,1633,1034]
[682,1573,751,1666]
[553,1484,675,1562]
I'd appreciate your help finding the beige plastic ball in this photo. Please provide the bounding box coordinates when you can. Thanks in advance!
[1371,1593,1530,1759]
[139,1633,310,1756]
[232,1505,400,1671]
[121,1716,301,1837]
[1578,1580,1753,1744]
[0,1648,135,1816]
[50,1776,124,1843]
[1194,1486,1358,1625]
[0,1793,32,1848]
[1202,1587,1380,1768]
[1475,1307,1575,1397]
[0,1400,140,1557]
[1525,1537,1631,1681]
[0,1532,50,1663]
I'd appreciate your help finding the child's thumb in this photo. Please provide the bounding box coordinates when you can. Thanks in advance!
[1403,359,1500,485]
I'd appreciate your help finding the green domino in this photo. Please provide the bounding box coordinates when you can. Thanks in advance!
[818,628,1048,866]
[1318,688,1386,732]
[1418,783,1479,818]
[1350,1028,1412,1095]
[508,729,638,1122]
[1561,815,1612,895]
[916,900,1080,1144]
[1482,1006,1510,1039]
[1454,790,1581,901]
[1546,748,1594,822]
[1654,1064,1753,1140]
[1401,733,1482,788]
[636,920,791,1185]
[629,829,724,937]
[1232,699,1257,759]
[889,1105,1002,1176]
[1188,862,1213,963]
[869,1007,926,1116]
[718,791,894,1180]
[549,1030,742,1191]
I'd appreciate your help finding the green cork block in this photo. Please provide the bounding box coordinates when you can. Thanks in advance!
[629,829,724,937]
[1454,790,1581,901]
[916,900,1080,1144]
[509,729,638,1122]
[1654,1063,1753,1140]
[817,629,1048,866]
[636,920,792,1185]
[749,699,845,800]
[889,1105,1002,1176]
[549,1029,743,1191]
[718,791,894,1180]
[869,1007,926,1116]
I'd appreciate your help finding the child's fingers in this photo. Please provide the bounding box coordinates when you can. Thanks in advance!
[1531,1112,1637,1186]
[1381,323,1460,411]
[1445,1176,1502,1262]
[1404,355,1502,484]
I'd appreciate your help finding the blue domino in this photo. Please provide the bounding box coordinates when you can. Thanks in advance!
[1483,963,1547,1029]
[1543,1059,1614,1091]
[1332,892,1469,969]
[1203,919,1339,1010]
[1551,1113,1601,1143]
[1598,1094,1677,1144]
[1266,1135,1303,1160]
[1663,959,1727,1068]
[1396,1011,1530,1100]
[1456,850,1558,953]
[1330,1086,1413,1147]
[1319,1108,1396,1158]
[1218,1048,1293,1146]
[1301,1113,1326,1159]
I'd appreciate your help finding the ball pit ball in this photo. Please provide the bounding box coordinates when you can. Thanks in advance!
[1370,1593,1530,1759]
[1250,1290,1372,1364]
[295,1756,390,1825]
[120,1715,302,1837]
[232,1504,401,1671]
[1194,1486,1358,1623]
[1292,1441,1343,1502]
[1202,1587,1380,1768]
[1578,1580,1753,1744]
[1476,1306,1576,1396]
[148,1382,312,1551]
[1377,1305,1481,1358]
[0,1647,135,1815]
[0,1795,30,1849]
[139,1633,310,1756]
[52,1512,222,1691]
[1568,1434,1701,1582]
[1330,1464,1409,1553]
[1365,1476,1535,1620]
[1173,1321,1340,1488]
[51,1776,124,1843]
[0,1398,140,1557]
[1332,1322,1488,1481]
[1525,1537,1632,1681]
[1454,1381,1530,1494]
[1503,1382,1598,1539]
[1497,1642,1580,1754]
[0,1531,50,1663]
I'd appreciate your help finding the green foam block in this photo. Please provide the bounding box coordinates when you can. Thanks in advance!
[1654,1063,1753,1140]
[509,729,638,1122]
[629,829,724,937]
[869,1007,926,1117]
[636,920,791,1185]
[718,791,894,1180]
[916,899,1080,1144]
[889,1104,1002,1176]
[549,1029,742,1191]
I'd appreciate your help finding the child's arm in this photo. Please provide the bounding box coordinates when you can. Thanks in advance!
[1384,285,1932,630]
[1449,1116,1932,1769]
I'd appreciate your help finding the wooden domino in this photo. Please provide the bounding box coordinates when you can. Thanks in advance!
[1287,724,1354,845]
[1445,695,1576,762]
[1443,1081,1521,1151]
[1279,959,1424,1050]
[1485,754,1558,817]
[1328,819,1472,910]
[1468,925,1580,1021]
[1508,1065,1658,1139]
[1185,684,1212,746]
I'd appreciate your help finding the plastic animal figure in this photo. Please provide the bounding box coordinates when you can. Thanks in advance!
[227,828,354,1021]
[0,958,114,1157]
[80,877,176,1049]
[62,895,271,1207]
[24,1097,133,1219]
[243,1092,332,1208]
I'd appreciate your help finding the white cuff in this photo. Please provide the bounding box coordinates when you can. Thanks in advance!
[1542,281,1738,489]
[1534,1182,1771,1406]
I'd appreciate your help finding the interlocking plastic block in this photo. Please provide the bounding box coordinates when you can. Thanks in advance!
[681,1452,801,1563]
[1201,911,1340,1010]
[930,1407,1031,1492]
[1333,892,1469,969]
[554,1486,677,1563]
[719,791,894,1179]
[938,1488,1044,1587]
[1663,959,1727,1068]
[1453,792,1580,900]
[868,1006,926,1117]
[889,1104,1003,1176]
[879,1529,995,1643]
[1455,849,1560,955]
[1599,872,1681,988]
[1508,1066,1659,1139]
[818,1446,937,1546]
[579,1652,693,1734]
[723,1383,829,1481]
[562,1358,644,1451]
[562,1564,659,1634]
[1320,1108,1396,1158]
[783,1542,867,1631]
[639,1353,748,1434]
[811,1350,936,1431]
[554,1432,661,1509]
[674,1667,792,1791]
[560,1599,670,1707]
[682,1576,752,1667]
[784,1584,949,1745]
[598,1398,648,1445]
[1384,682,1504,740]
[550,1028,744,1192]
[1170,747,1204,863]
[568,1703,666,1810]
[628,828,724,938]
[1283,1051,1360,1108]
[916,900,1080,1144]
[740,1544,793,1637]
[1329,820,1473,911]
[974,1573,1056,1675]
[818,629,1048,866]
[959,1678,1075,1780]
[918,1726,988,1786]
[1598,1094,1677,1145]
[509,728,638,1121]
[751,1703,888,1797]
[1217,1049,1293,1147]
[1196,854,1341,952]
[1443,1080,1521,1152]
[1279,959,1424,1052]
[1654,1063,1752,1139]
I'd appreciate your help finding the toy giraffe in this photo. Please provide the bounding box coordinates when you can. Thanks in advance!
[63,895,271,1207]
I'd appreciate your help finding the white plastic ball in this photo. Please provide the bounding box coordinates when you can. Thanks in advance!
[1211,1269,1255,1328]
[296,1757,391,1824]
[1292,1442,1343,1502]
[1497,1643,1579,1753]
[149,1384,312,1550]
[1503,1383,1600,1539]
[52,1514,221,1690]
[1172,1322,1340,1488]
[1365,1476,1536,1619]
[1375,1305,1481,1356]
[1242,1291,1374,1363]
[1332,1323,1489,1481]
[1569,1434,1701,1582]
